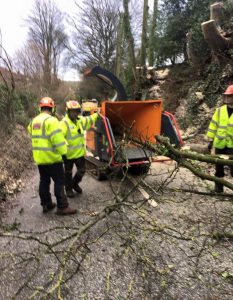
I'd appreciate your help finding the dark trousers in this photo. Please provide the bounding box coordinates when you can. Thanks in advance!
[38,163,68,209]
[215,148,233,178]
[64,157,86,191]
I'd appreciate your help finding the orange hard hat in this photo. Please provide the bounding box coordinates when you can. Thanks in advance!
[223,85,233,95]
[39,97,55,108]
[66,100,81,110]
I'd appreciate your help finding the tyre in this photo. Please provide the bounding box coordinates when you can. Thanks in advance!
[129,163,150,175]
[96,166,108,181]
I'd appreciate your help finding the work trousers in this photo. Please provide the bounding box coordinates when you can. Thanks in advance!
[215,147,233,178]
[64,157,86,191]
[38,163,68,209]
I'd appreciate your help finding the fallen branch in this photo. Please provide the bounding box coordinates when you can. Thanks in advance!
[152,135,233,191]
[167,187,233,198]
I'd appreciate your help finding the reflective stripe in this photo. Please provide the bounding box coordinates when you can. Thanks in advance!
[64,120,72,139]
[68,144,84,150]
[32,127,61,139]
[48,129,62,138]
[208,129,217,133]
[41,116,52,137]
[228,124,233,127]
[32,141,65,151]
[31,135,47,139]
[218,107,220,120]
[63,119,84,140]
[68,134,84,140]
[218,125,227,129]
[32,147,55,151]
[54,141,66,148]
[216,135,226,140]
[211,119,218,126]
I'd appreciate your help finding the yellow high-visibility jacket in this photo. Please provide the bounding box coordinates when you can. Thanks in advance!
[27,113,67,165]
[60,113,98,160]
[207,104,233,149]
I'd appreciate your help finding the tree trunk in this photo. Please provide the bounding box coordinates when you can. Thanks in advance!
[140,0,148,66]
[210,2,224,28]
[123,0,136,80]
[115,13,124,78]
[43,52,52,92]
[0,48,15,123]
[148,0,157,66]
[186,32,202,67]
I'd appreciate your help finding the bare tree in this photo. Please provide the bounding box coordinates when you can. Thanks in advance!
[148,0,158,66]
[140,0,149,66]
[123,0,136,80]
[68,0,120,71]
[0,41,16,125]
[14,42,43,81]
[25,0,67,92]
[115,13,124,78]
[115,0,143,83]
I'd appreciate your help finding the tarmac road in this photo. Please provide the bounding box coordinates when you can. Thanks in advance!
[1,161,233,299]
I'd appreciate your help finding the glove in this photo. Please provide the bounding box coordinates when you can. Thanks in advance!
[62,155,68,164]
[207,141,213,153]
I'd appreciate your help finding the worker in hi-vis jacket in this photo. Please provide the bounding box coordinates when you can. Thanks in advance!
[207,85,233,193]
[60,100,99,198]
[28,97,77,215]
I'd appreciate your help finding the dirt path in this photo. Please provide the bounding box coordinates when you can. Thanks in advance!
[1,162,233,299]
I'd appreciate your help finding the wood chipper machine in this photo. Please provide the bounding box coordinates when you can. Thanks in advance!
[83,66,183,180]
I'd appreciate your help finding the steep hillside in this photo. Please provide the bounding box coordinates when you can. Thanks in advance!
[0,125,32,204]
[149,62,233,139]
[150,63,197,114]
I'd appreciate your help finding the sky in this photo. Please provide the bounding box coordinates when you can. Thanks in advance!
[0,0,154,81]
[0,0,78,80]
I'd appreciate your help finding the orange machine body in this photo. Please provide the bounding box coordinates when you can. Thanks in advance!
[86,100,162,168]
[100,100,162,144]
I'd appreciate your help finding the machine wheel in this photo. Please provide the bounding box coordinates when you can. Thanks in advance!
[129,163,150,175]
[96,166,108,181]
[85,156,108,181]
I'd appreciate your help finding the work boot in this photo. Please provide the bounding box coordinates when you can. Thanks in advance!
[43,202,56,213]
[66,189,75,198]
[73,184,83,194]
[56,206,77,215]
[215,183,224,193]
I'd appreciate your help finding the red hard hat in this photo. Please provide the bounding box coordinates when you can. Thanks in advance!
[223,85,233,95]
[39,97,55,108]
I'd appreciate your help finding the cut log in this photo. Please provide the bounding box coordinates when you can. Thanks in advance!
[201,20,232,52]
[189,144,209,154]
[210,2,224,28]
[186,32,202,67]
